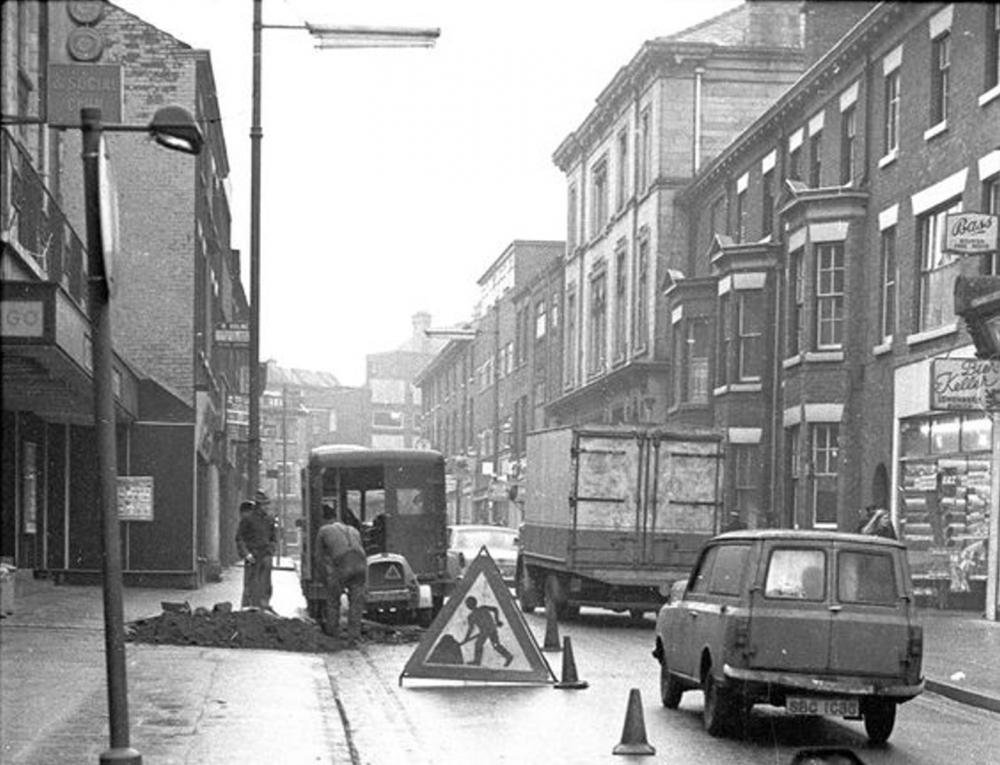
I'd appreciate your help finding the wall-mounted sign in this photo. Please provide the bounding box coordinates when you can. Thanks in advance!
[1,300,45,338]
[931,358,1000,411]
[945,213,999,255]
[214,322,250,345]
[47,63,122,127]
[117,476,154,522]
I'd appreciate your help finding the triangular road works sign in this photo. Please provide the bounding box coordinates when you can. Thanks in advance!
[399,546,556,685]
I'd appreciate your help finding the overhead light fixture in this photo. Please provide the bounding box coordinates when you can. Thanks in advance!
[147,105,203,156]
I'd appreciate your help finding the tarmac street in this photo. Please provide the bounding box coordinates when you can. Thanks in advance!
[2,563,999,764]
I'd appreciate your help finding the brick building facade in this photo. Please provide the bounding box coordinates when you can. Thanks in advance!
[1,1,248,584]
[671,2,999,607]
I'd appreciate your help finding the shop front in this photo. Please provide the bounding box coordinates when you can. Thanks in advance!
[894,353,996,610]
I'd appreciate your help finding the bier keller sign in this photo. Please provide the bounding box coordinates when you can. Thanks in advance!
[931,358,1000,411]
[945,213,998,255]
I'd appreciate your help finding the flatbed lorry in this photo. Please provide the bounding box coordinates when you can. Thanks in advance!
[515,426,725,619]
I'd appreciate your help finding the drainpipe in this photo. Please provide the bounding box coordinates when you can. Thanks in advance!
[768,122,788,528]
[693,66,705,175]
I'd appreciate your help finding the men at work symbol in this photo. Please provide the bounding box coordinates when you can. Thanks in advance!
[426,595,514,666]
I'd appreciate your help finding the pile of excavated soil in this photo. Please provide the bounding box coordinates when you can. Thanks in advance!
[125,602,424,652]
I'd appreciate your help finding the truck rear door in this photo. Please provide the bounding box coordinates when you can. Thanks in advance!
[649,433,723,569]
[571,431,643,567]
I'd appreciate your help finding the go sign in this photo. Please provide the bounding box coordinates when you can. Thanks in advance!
[1,300,45,338]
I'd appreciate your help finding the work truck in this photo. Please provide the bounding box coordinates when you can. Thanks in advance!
[515,426,725,620]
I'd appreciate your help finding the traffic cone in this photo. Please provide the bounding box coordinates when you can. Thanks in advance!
[542,599,561,652]
[612,688,655,756]
[553,636,588,689]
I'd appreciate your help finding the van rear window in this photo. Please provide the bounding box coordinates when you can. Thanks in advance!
[764,548,826,600]
[838,550,897,605]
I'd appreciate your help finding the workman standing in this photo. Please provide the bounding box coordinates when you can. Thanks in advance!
[315,503,368,644]
[235,491,276,609]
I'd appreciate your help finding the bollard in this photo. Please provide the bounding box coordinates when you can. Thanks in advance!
[612,688,655,755]
[553,635,588,689]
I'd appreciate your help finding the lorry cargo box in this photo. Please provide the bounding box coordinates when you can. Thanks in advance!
[517,426,724,617]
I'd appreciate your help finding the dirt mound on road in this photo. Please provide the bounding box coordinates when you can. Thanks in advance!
[125,602,424,652]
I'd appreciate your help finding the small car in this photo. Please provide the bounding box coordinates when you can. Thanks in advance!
[447,524,519,585]
[652,530,924,744]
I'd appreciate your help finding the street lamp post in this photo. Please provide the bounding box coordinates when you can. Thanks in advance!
[246,0,439,497]
[80,105,202,765]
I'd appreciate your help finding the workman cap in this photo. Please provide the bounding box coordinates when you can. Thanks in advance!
[254,490,270,504]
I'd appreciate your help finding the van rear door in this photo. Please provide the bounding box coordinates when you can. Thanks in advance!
[746,543,832,673]
[828,542,911,677]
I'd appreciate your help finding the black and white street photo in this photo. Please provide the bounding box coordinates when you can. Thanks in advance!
[2,1,1000,763]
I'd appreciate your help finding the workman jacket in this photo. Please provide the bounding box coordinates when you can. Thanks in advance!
[315,521,367,580]
[236,510,276,558]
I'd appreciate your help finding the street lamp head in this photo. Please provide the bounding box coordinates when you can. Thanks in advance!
[306,23,440,49]
[148,105,203,156]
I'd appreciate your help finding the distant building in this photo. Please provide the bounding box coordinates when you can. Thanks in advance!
[548,0,809,427]
[416,241,564,526]
[366,312,444,450]
[259,361,369,553]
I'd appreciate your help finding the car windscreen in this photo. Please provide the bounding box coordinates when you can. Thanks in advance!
[837,549,898,605]
[454,529,516,550]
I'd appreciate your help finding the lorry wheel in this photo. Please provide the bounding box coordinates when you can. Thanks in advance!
[516,566,539,613]
[863,700,896,744]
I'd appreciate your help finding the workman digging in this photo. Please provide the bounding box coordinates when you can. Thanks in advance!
[315,503,368,645]
[461,596,513,667]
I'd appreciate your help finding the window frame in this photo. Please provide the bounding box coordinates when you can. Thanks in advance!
[815,242,845,349]
[616,127,629,210]
[839,105,856,185]
[591,157,609,238]
[788,247,806,356]
[930,32,951,127]
[613,246,628,361]
[633,234,649,354]
[988,4,1000,92]
[588,269,607,375]
[883,68,901,156]
[917,198,963,332]
[879,226,897,341]
[808,131,822,187]
[737,291,764,381]
[812,423,840,528]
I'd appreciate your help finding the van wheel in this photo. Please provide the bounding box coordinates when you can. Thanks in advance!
[863,700,896,744]
[660,658,684,709]
[516,566,538,613]
[702,671,733,737]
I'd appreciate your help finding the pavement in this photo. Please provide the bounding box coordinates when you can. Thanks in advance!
[2,563,999,764]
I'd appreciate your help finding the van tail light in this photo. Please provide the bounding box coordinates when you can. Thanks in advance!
[907,625,923,659]
[728,615,751,652]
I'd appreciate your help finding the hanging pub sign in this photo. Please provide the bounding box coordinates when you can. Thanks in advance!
[931,358,1000,411]
[945,212,998,255]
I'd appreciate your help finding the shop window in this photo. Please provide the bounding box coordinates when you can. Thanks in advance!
[900,419,931,456]
[930,415,961,454]
[918,199,962,331]
[962,415,991,452]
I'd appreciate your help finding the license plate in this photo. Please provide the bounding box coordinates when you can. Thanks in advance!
[787,696,859,717]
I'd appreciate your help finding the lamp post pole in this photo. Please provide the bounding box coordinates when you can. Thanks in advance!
[248,0,264,498]
[246,1,438,500]
[81,107,142,765]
